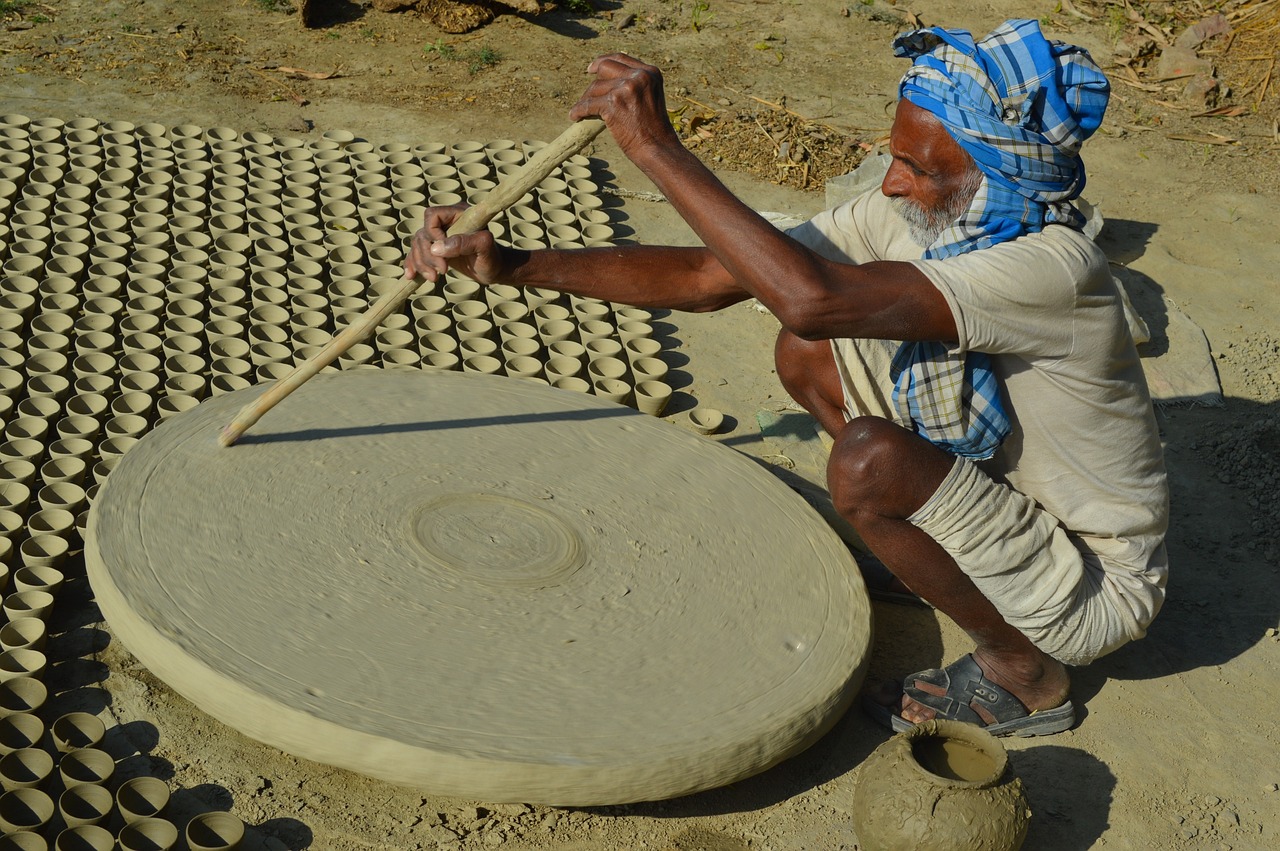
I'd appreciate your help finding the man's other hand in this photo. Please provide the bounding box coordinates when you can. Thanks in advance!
[403,204,506,285]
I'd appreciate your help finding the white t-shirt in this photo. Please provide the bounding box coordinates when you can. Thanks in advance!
[788,190,1169,615]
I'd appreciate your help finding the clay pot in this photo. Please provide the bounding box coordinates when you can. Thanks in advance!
[851,719,1031,851]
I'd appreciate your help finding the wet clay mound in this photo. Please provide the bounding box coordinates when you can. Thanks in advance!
[86,370,872,805]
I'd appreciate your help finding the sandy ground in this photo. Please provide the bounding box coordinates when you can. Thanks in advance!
[2,1,1279,849]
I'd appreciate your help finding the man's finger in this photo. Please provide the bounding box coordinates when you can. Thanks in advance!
[587,53,648,75]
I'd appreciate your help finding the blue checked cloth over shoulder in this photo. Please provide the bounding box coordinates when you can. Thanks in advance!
[888,19,1110,459]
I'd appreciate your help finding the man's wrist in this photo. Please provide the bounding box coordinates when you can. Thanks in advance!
[498,245,534,285]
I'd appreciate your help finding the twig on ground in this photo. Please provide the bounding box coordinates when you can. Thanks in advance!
[599,186,667,202]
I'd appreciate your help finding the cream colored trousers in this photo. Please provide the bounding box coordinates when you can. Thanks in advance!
[831,338,1143,666]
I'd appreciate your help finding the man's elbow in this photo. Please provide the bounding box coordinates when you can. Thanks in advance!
[772,302,832,341]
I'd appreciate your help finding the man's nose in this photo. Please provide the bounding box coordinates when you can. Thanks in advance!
[881,160,909,198]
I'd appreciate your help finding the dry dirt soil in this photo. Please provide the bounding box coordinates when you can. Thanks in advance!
[3,0,1280,849]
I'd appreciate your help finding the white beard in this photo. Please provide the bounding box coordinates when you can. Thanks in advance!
[891,167,984,248]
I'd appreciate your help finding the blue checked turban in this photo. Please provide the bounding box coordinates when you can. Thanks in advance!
[888,19,1111,459]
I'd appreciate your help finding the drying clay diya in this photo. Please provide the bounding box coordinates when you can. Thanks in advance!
[86,369,871,805]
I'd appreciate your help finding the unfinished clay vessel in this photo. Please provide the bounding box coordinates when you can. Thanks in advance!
[851,719,1030,851]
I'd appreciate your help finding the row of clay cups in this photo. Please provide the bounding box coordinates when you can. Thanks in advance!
[0,808,246,851]
[4,430,129,478]
[0,590,56,627]
[0,711,97,763]
[0,788,244,849]
[0,473,91,515]
[0,526,76,574]
[4,402,150,451]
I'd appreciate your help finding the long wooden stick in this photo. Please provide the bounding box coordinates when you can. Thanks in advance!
[219,118,607,447]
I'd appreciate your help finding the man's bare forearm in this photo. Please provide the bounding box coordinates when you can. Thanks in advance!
[497,243,750,313]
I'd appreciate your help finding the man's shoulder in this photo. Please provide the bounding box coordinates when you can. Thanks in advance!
[938,222,1108,288]
[793,190,918,264]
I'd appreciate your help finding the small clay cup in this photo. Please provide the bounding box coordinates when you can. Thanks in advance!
[617,320,654,343]
[0,649,48,683]
[630,356,670,383]
[592,378,632,406]
[13,564,64,596]
[503,356,544,381]
[576,319,615,343]
[184,811,245,851]
[56,748,114,788]
[116,817,177,851]
[50,712,106,753]
[19,535,69,570]
[53,824,114,851]
[587,356,629,384]
[634,380,673,417]
[114,777,169,824]
[421,352,460,372]
[0,832,48,851]
[54,779,111,829]
[462,355,503,375]
[0,747,54,789]
[552,376,591,394]
[38,482,88,513]
[0,788,54,834]
[39,457,87,487]
[538,319,577,346]
[156,394,201,420]
[0,678,47,718]
[686,407,726,435]
[544,355,584,383]
[0,714,43,755]
[2,591,55,623]
[0,460,36,488]
[0,619,47,654]
[585,338,624,363]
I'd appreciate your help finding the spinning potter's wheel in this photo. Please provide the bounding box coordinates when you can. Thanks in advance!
[86,370,871,805]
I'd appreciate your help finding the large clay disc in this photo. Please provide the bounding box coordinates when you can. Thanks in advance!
[86,370,871,805]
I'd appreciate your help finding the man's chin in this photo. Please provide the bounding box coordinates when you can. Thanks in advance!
[891,200,945,248]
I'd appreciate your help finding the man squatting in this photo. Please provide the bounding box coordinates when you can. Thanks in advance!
[405,20,1170,737]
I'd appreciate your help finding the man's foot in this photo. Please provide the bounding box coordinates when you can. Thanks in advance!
[863,652,1075,737]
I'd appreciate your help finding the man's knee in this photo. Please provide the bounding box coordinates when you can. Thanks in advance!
[774,329,845,434]
[827,417,954,520]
